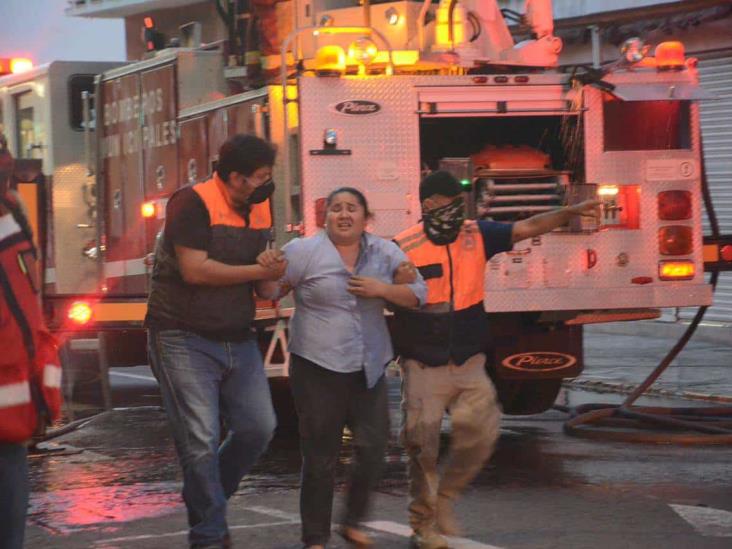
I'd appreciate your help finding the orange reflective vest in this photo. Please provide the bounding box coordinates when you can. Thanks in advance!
[393,221,489,367]
[0,194,62,443]
[146,175,272,340]
[194,175,272,230]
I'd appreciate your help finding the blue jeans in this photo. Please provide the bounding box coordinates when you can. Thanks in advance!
[148,329,277,547]
[0,443,29,549]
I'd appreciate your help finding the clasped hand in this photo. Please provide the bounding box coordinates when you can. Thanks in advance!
[256,249,287,280]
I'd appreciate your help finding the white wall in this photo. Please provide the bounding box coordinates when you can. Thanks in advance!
[499,0,685,21]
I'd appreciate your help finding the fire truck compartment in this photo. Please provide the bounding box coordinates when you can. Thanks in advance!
[419,114,583,222]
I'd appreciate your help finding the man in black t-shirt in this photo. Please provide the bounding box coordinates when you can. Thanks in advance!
[146,134,286,549]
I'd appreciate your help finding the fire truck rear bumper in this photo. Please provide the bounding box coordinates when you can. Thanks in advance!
[484,284,713,313]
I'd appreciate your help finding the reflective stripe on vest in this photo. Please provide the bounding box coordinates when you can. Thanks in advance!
[193,175,272,229]
[43,364,63,389]
[0,211,22,242]
[0,381,31,408]
[394,221,486,311]
[0,199,62,442]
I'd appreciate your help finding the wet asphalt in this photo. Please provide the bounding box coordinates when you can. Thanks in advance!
[23,328,732,548]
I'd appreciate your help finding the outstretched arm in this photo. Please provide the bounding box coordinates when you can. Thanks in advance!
[511,199,601,243]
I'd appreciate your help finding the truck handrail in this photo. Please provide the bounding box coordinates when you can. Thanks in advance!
[82,90,93,176]
[279,25,396,232]
[418,0,432,52]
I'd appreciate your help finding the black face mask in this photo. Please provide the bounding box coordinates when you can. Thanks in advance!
[422,196,466,245]
[247,179,275,204]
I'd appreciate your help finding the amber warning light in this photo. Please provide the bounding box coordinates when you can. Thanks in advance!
[68,301,93,325]
[141,201,157,218]
[0,57,33,75]
[659,260,695,281]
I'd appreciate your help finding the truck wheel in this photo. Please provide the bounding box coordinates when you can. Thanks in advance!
[492,378,563,416]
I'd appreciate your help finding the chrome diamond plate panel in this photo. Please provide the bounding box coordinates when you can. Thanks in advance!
[299,75,423,238]
[296,72,711,312]
[52,163,98,294]
[485,70,710,312]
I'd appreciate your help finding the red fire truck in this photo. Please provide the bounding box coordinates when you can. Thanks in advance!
[4,0,726,414]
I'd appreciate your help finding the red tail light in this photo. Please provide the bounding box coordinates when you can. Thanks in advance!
[659,226,693,255]
[658,191,691,220]
[659,260,695,281]
[68,301,93,325]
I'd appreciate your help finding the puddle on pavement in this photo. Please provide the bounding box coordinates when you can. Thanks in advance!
[28,378,731,536]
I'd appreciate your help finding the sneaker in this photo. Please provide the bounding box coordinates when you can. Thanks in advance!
[410,528,449,549]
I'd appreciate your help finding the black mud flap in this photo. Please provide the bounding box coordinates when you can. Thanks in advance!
[488,316,583,381]
[486,315,583,415]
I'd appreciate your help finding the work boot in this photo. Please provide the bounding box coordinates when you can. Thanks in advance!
[436,496,461,536]
[410,527,449,549]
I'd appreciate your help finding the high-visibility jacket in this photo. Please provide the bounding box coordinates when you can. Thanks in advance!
[0,193,62,443]
[392,221,488,367]
[146,175,272,340]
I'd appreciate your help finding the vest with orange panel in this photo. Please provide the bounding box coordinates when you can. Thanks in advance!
[0,195,62,443]
[393,221,490,367]
[146,176,272,339]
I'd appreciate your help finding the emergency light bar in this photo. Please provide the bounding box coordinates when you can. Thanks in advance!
[0,57,33,76]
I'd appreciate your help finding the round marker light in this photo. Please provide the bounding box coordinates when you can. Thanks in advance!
[141,201,157,218]
[68,301,93,325]
[323,128,338,147]
[620,38,649,64]
[348,37,378,66]
[385,7,401,26]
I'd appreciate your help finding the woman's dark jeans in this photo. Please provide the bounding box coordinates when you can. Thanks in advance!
[289,354,390,546]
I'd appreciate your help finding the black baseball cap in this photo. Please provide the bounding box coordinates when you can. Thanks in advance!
[419,171,462,202]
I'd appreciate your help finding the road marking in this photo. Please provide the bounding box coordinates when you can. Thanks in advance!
[92,520,295,545]
[109,371,157,382]
[244,505,300,522]
[92,505,503,547]
[670,504,732,537]
[364,520,505,548]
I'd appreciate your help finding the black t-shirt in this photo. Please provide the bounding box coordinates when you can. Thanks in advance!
[145,186,264,340]
[477,220,514,259]
[163,186,211,252]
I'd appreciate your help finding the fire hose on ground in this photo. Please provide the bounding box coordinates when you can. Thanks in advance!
[556,142,732,444]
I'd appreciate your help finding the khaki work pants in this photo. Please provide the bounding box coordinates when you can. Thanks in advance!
[400,353,501,532]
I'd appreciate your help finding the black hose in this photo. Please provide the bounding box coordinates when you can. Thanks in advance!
[560,132,732,444]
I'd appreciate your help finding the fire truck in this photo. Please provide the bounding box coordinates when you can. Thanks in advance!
[3,0,722,414]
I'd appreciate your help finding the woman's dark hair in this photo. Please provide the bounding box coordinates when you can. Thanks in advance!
[326,187,373,218]
[217,134,276,181]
